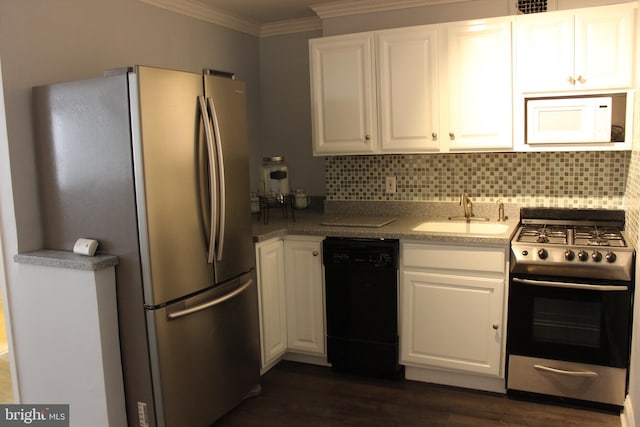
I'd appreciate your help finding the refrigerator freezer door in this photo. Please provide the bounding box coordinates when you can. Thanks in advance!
[204,75,254,284]
[146,272,260,426]
[130,66,214,306]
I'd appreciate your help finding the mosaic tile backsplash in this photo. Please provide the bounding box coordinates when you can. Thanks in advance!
[325,151,630,209]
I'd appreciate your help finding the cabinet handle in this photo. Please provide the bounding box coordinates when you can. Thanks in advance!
[577,75,586,84]
[492,324,499,330]
[312,251,319,256]
[449,132,455,140]
[568,76,576,85]
[431,132,437,141]
[365,134,371,141]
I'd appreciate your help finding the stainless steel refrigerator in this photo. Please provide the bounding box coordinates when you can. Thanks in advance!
[32,66,260,426]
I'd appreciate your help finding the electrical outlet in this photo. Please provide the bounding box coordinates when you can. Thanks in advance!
[385,176,397,193]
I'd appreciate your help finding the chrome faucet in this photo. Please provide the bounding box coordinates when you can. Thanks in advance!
[460,193,474,219]
[497,199,506,222]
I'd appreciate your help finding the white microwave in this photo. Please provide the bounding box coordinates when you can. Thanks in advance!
[526,96,615,145]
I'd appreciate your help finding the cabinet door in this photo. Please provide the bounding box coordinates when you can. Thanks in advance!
[309,34,377,155]
[400,270,504,376]
[515,11,575,92]
[574,5,635,90]
[441,19,513,150]
[515,4,635,92]
[284,237,325,355]
[378,26,440,152]
[255,239,287,370]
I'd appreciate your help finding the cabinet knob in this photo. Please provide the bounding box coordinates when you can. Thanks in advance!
[312,251,319,256]
[577,75,586,84]
[365,134,371,141]
[492,324,499,330]
[449,132,455,140]
[568,76,576,85]
[431,132,437,141]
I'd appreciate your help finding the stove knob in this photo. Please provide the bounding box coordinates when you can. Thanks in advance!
[577,250,589,262]
[605,252,617,263]
[564,250,575,261]
[537,249,548,260]
[592,251,603,262]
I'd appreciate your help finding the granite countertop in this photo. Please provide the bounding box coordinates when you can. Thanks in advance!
[253,201,521,246]
[14,249,119,271]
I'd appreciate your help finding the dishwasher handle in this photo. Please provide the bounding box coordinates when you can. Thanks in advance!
[168,279,253,320]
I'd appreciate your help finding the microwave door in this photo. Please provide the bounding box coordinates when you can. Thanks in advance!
[526,97,612,144]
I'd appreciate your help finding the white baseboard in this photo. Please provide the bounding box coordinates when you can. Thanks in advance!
[622,396,635,427]
[283,352,330,367]
[404,365,506,394]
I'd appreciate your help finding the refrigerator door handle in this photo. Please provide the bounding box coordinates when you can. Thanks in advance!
[207,97,226,262]
[167,279,253,320]
[198,96,218,264]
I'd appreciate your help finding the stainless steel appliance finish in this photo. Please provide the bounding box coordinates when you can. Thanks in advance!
[507,208,634,409]
[508,355,627,407]
[33,66,259,426]
[511,209,634,281]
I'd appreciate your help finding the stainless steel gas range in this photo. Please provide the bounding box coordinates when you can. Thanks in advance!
[507,208,635,409]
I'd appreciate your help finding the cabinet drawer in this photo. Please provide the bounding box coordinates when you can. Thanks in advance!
[402,242,506,274]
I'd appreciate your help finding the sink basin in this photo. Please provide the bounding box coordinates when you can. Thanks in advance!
[412,221,509,235]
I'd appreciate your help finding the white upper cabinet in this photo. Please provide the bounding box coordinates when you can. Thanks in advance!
[440,19,513,151]
[309,33,377,155]
[515,3,635,93]
[310,16,513,155]
[310,3,636,155]
[377,26,440,152]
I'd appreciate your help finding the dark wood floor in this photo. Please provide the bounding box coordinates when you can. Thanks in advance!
[216,361,621,427]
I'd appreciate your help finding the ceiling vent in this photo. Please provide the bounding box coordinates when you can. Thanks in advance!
[517,0,547,14]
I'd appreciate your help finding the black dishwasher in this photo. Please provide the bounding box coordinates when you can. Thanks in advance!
[323,237,402,379]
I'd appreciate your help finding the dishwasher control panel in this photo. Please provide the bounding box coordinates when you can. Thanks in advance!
[323,237,398,269]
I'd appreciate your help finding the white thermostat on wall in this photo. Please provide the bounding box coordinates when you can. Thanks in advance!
[73,238,99,257]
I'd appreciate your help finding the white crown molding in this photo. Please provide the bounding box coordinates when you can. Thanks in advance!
[140,0,261,36]
[141,0,473,37]
[310,0,472,19]
[260,17,322,37]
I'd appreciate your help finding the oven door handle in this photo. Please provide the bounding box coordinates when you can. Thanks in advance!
[534,364,598,377]
[512,277,628,292]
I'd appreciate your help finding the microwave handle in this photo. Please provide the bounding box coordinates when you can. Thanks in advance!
[512,277,628,292]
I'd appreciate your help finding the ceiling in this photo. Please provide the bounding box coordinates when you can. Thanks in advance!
[141,0,467,37]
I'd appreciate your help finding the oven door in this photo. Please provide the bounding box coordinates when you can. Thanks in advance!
[508,275,632,369]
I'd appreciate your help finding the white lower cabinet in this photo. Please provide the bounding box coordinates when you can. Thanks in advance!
[283,236,326,355]
[400,242,508,384]
[255,238,287,371]
[255,235,326,373]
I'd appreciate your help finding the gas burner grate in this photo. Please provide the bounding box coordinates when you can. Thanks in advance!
[517,224,567,244]
[574,226,626,247]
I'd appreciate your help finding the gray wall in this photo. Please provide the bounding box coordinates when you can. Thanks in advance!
[259,30,324,196]
[0,0,260,252]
